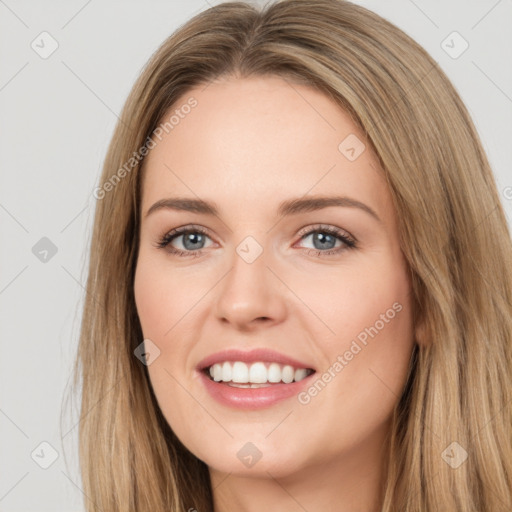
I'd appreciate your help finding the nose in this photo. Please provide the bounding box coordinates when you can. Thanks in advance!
[213,242,287,331]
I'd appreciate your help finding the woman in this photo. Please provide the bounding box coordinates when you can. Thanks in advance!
[74,0,512,510]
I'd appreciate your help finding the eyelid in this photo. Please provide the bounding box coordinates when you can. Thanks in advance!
[159,223,355,241]
[154,224,213,248]
[155,223,357,256]
[295,223,355,242]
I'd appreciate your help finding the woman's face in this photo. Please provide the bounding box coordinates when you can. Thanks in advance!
[134,75,416,479]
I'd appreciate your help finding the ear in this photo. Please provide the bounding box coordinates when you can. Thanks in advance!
[414,315,429,347]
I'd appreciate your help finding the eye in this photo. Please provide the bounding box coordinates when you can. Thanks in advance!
[295,224,357,256]
[154,223,357,258]
[154,225,213,257]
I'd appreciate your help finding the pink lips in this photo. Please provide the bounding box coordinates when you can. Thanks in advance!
[196,348,316,410]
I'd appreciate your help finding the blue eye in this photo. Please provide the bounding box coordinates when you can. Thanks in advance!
[297,227,356,256]
[155,224,357,258]
[155,225,212,257]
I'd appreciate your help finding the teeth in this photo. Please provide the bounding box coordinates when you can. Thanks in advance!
[232,361,249,383]
[294,368,309,381]
[222,361,232,381]
[268,363,281,383]
[249,362,267,383]
[282,365,294,383]
[228,382,272,388]
[213,364,222,382]
[207,361,312,384]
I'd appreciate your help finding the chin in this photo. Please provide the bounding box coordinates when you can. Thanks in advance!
[186,433,310,477]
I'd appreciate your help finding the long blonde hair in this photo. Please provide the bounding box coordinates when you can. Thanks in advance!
[71,0,512,510]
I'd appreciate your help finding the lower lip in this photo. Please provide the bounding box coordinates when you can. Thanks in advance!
[198,370,315,409]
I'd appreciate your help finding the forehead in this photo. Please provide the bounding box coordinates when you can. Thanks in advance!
[140,75,390,222]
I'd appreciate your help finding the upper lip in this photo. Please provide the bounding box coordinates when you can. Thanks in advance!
[197,348,315,371]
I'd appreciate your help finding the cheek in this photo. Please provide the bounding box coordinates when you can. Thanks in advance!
[133,254,185,338]
[288,267,414,459]
[292,254,411,348]
[296,252,414,403]
[133,257,200,431]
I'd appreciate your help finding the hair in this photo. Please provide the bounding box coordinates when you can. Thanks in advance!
[70,0,512,510]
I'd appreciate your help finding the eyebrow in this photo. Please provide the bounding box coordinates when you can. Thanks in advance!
[144,195,381,223]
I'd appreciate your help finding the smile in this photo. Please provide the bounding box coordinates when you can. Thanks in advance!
[196,348,317,409]
[206,361,314,387]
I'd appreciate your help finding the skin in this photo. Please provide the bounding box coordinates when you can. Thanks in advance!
[134,75,417,512]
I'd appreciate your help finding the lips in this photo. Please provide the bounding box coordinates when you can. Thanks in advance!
[196,348,316,409]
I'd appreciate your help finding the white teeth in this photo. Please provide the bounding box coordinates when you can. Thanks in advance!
[232,361,249,383]
[213,364,222,382]
[228,382,272,388]
[206,361,312,384]
[222,361,232,381]
[249,362,267,383]
[294,368,309,381]
[268,363,282,383]
[282,365,294,383]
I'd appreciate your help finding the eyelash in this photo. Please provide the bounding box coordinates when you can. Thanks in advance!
[154,224,357,258]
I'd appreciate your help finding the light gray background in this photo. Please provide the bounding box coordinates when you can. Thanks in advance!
[0,0,510,510]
